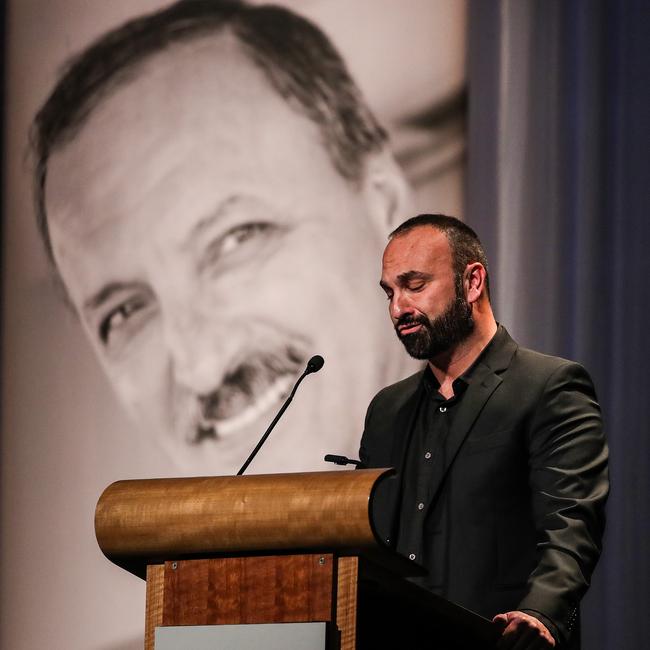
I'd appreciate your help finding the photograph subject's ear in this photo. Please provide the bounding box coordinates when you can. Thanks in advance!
[362,149,413,236]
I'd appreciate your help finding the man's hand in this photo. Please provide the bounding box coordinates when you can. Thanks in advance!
[493,611,556,649]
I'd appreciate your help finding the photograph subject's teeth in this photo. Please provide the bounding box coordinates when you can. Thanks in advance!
[208,373,295,437]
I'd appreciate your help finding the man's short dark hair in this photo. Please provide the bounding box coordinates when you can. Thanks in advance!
[390,214,491,298]
[30,0,388,268]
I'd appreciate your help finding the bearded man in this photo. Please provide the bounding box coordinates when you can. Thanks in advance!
[360,214,609,649]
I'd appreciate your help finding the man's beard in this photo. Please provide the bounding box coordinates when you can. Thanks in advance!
[395,283,475,360]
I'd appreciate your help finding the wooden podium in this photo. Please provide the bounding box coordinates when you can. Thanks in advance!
[95,469,499,649]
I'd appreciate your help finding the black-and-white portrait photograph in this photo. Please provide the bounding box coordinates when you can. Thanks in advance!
[2,1,648,649]
[3,1,467,648]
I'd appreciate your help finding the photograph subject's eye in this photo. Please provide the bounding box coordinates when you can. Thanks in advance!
[220,223,273,255]
[98,294,150,346]
[200,221,283,274]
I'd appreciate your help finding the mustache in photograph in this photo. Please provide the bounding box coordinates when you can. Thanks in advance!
[191,344,307,443]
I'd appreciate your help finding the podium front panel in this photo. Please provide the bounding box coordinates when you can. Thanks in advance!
[155,622,327,649]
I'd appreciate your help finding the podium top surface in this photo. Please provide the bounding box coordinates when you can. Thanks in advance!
[95,468,403,577]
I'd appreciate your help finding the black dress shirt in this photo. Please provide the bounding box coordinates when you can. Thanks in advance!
[396,335,497,572]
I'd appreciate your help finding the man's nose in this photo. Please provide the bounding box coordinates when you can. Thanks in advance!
[390,291,413,321]
[162,306,233,396]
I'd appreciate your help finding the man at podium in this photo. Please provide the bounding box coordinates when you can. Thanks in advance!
[361,214,608,649]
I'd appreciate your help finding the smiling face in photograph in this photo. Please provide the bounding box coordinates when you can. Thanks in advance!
[44,34,407,474]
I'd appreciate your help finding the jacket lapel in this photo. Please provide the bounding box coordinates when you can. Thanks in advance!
[378,380,426,544]
[426,326,518,505]
[390,380,426,472]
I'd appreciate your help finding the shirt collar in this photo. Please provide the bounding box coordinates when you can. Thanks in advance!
[421,326,500,398]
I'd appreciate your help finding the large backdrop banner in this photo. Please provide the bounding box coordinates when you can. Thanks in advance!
[1,1,467,648]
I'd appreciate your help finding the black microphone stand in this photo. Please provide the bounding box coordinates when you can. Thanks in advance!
[237,355,324,475]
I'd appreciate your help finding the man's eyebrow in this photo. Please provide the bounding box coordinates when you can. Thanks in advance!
[83,281,147,311]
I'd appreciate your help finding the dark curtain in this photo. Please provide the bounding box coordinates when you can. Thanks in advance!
[466,1,650,648]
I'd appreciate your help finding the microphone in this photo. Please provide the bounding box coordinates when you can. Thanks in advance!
[237,355,325,475]
[306,355,324,373]
[324,454,364,468]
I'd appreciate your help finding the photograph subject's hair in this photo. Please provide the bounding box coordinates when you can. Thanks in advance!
[31,0,388,268]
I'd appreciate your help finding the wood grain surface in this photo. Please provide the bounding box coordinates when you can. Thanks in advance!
[144,564,164,650]
[336,556,359,650]
[161,555,334,626]
[95,469,392,572]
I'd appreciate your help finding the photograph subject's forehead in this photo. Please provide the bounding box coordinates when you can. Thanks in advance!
[50,59,391,322]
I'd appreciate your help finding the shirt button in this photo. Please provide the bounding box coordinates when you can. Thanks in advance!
[424,451,432,460]
[409,553,416,560]
[417,502,425,510]
[439,406,447,413]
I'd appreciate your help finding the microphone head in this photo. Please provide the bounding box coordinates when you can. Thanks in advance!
[306,355,325,374]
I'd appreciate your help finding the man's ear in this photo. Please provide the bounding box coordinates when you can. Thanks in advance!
[465,263,488,304]
[361,148,412,237]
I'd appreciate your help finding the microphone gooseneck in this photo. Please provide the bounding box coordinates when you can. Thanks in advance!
[236,354,325,475]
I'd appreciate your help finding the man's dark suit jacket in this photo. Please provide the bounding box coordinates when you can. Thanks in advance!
[359,327,608,647]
